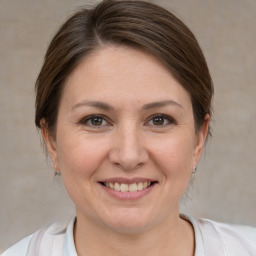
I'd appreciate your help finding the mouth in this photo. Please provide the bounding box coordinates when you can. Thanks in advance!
[99,181,157,192]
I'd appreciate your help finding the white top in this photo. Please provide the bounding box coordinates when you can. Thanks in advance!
[2,215,256,256]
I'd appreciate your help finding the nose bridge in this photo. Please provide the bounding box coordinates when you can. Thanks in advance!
[109,121,148,170]
[121,123,140,156]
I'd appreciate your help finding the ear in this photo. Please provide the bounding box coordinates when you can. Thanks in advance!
[193,114,210,166]
[40,119,59,169]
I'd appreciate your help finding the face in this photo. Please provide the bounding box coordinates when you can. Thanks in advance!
[43,46,208,234]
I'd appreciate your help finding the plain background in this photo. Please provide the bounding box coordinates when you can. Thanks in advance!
[0,0,256,252]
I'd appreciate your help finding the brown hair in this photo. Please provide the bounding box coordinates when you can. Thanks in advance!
[35,0,213,137]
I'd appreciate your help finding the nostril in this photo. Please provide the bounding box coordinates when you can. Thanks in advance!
[108,137,149,171]
[112,161,145,171]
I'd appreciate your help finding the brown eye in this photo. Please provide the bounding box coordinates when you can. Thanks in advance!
[147,114,175,126]
[80,115,109,127]
[152,116,165,125]
[90,117,104,126]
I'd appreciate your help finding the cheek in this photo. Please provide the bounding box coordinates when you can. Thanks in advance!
[56,134,110,211]
[150,134,195,177]
[56,134,108,179]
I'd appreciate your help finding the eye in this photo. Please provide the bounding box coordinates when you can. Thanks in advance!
[80,114,110,127]
[146,114,175,126]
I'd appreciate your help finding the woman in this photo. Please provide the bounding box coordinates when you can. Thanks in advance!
[2,0,256,255]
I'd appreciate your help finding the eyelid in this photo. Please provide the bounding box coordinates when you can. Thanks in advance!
[78,113,175,127]
[145,113,176,126]
[79,114,112,126]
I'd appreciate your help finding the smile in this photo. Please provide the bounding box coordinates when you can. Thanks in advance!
[99,178,158,200]
[102,181,152,192]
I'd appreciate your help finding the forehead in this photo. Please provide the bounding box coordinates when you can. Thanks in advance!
[62,46,192,110]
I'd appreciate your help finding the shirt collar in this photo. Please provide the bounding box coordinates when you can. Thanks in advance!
[180,214,205,256]
[63,215,205,256]
[63,216,78,256]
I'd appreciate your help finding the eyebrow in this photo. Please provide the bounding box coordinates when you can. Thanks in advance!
[71,99,183,112]
[71,100,115,111]
[142,100,183,110]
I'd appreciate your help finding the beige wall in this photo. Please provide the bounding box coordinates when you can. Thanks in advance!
[1,0,256,252]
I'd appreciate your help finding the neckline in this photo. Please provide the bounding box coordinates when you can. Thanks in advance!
[180,214,205,256]
[64,215,205,256]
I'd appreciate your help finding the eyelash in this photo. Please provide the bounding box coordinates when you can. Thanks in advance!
[79,114,111,127]
[146,114,176,127]
[79,114,176,127]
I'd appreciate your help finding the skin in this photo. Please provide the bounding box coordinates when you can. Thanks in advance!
[42,46,209,256]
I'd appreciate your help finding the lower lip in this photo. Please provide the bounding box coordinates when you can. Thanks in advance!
[100,183,156,200]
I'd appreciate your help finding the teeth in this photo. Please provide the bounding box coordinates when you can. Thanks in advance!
[137,182,143,191]
[128,183,137,192]
[114,183,120,191]
[104,181,152,192]
[120,183,128,192]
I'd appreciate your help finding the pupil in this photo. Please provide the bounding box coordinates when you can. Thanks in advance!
[92,117,102,126]
[153,117,164,125]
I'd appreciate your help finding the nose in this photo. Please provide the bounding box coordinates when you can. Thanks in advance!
[108,124,148,171]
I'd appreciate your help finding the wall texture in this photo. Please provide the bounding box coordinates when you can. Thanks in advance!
[0,0,255,252]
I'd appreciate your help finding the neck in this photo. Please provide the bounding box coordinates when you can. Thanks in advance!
[74,211,195,256]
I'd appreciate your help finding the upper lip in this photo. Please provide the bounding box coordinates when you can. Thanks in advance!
[99,177,157,184]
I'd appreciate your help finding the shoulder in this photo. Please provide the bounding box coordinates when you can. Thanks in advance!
[197,217,256,254]
[203,218,255,237]
[1,235,32,256]
[182,214,256,255]
[198,218,256,241]
[1,219,72,256]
